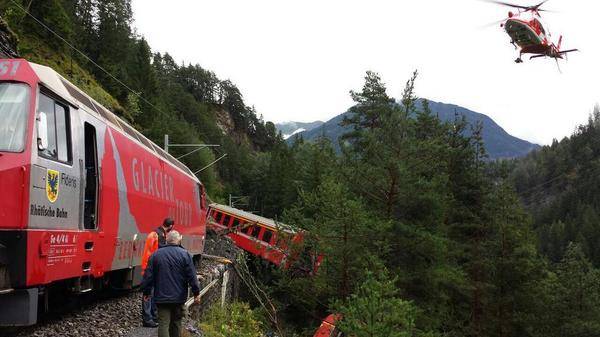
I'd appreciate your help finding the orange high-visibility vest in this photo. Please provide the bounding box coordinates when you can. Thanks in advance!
[141,231,159,274]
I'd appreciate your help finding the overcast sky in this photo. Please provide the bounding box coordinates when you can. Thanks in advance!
[132,0,598,145]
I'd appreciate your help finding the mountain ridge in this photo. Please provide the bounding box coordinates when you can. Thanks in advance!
[281,99,540,159]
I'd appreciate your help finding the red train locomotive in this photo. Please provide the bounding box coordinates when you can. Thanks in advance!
[0,59,208,325]
[207,203,322,274]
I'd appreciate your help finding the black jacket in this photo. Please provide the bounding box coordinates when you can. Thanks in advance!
[156,227,167,248]
[141,244,200,304]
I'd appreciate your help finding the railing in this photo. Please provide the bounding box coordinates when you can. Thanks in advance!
[184,253,233,310]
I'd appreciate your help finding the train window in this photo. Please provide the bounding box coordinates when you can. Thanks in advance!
[251,226,262,239]
[262,230,273,244]
[232,218,240,228]
[214,211,223,223]
[37,93,72,164]
[55,104,69,162]
[244,225,253,235]
[0,83,29,152]
[222,214,231,227]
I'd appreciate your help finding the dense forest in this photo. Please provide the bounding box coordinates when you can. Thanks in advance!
[2,1,600,336]
[511,106,600,266]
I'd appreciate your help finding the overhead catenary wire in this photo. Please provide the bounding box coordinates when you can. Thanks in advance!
[8,0,227,174]
[8,0,165,118]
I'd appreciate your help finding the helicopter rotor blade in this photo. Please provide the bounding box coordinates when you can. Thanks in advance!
[555,57,562,74]
[530,54,546,59]
[533,0,550,10]
[480,0,555,12]
[478,18,507,29]
[479,0,531,10]
[558,49,579,54]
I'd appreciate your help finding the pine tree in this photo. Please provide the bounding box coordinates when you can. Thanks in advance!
[334,269,422,337]
[548,243,600,337]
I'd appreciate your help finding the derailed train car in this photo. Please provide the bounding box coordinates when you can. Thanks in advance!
[0,59,208,325]
[207,203,322,274]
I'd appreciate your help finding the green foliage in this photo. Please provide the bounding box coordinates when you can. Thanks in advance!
[283,176,384,298]
[511,106,600,266]
[199,302,265,337]
[530,244,600,337]
[334,270,420,337]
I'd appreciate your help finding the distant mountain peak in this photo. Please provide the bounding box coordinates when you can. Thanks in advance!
[282,99,540,160]
[275,120,324,139]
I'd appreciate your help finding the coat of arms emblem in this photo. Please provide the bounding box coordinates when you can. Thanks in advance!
[46,169,59,203]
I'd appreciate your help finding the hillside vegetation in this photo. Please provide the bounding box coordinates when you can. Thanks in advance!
[512,106,600,265]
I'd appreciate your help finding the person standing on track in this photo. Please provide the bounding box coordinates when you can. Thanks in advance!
[140,218,175,328]
[141,230,201,337]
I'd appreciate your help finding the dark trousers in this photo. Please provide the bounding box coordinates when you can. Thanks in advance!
[142,290,157,324]
[157,303,184,337]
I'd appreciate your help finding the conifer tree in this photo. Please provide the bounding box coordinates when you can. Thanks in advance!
[334,269,423,337]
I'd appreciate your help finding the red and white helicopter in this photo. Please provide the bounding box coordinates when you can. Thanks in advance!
[485,0,578,65]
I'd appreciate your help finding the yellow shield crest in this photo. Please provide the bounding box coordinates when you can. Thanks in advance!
[46,169,60,203]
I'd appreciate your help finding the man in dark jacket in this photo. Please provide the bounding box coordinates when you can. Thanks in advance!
[141,230,201,337]
[140,217,175,327]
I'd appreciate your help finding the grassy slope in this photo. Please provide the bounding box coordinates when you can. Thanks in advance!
[17,35,122,114]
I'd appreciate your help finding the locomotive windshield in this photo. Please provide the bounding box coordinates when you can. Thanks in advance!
[0,83,30,152]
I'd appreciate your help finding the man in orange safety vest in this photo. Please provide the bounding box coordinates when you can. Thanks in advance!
[141,217,174,328]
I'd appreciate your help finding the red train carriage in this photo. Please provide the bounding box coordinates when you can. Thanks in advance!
[313,314,343,337]
[0,59,208,325]
[207,203,322,274]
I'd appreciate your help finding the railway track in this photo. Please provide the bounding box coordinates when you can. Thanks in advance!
[0,232,240,337]
[1,289,139,337]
